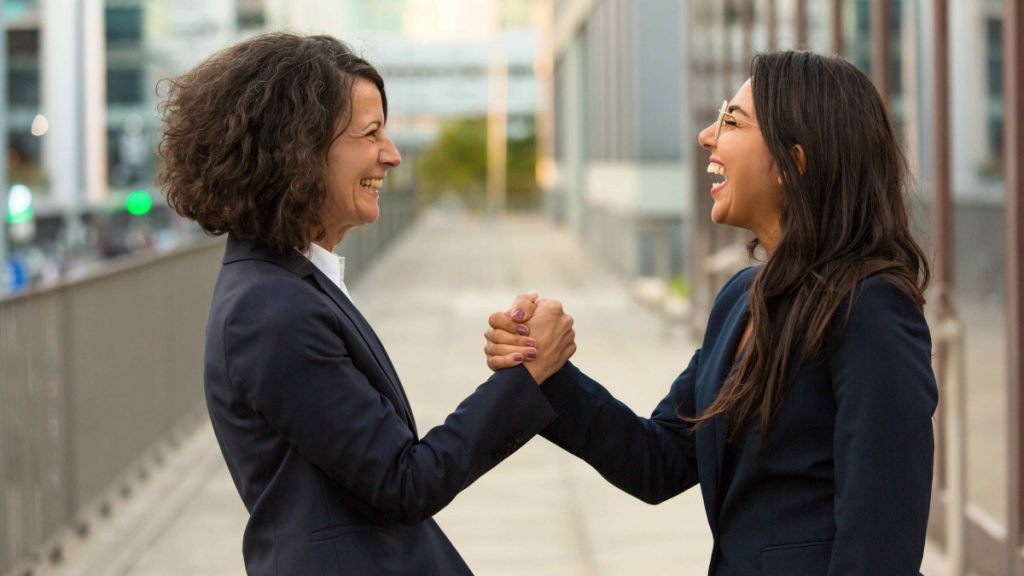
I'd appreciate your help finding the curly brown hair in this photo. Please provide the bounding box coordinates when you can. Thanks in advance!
[157,32,387,254]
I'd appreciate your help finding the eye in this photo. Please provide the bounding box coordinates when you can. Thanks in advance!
[722,115,739,127]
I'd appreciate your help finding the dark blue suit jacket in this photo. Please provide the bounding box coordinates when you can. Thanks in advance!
[204,235,556,575]
[539,267,937,575]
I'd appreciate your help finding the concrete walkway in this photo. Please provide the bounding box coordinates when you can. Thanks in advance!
[41,210,950,575]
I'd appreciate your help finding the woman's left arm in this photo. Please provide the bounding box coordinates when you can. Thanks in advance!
[828,277,938,575]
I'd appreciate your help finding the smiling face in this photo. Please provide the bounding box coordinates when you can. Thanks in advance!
[697,79,783,251]
[319,78,402,248]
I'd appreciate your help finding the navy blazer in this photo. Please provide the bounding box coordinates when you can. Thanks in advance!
[539,267,937,575]
[204,235,557,575]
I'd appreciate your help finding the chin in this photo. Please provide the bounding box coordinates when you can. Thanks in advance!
[710,206,727,225]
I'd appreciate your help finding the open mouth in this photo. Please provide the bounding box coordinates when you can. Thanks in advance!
[359,177,383,190]
[707,163,728,193]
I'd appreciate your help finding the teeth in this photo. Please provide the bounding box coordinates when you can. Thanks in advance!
[706,163,727,183]
[359,178,383,189]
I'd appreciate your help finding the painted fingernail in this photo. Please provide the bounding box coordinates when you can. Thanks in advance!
[526,349,537,360]
[513,353,524,362]
[516,325,529,335]
[526,339,537,348]
[512,309,525,321]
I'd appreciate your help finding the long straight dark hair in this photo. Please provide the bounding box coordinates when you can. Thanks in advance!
[692,51,930,443]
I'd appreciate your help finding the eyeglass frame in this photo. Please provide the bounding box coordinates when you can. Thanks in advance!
[713,99,759,143]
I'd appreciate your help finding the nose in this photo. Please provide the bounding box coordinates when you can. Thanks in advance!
[698,121,717,150]
[380,136,402,167]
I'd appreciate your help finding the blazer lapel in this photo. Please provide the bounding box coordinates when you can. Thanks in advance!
[695,292,751,533]
[222,236,417,433]
[307,269,419,435]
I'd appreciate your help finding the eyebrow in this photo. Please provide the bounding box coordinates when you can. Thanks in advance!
[727,104,752,118]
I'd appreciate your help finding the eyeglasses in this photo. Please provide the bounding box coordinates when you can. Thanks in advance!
[713,99,758,143]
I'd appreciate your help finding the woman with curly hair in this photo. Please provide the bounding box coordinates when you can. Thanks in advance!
[486,50,937,574]
[158,32,575,575]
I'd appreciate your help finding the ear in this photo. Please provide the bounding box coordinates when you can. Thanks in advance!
[791,144,807,175]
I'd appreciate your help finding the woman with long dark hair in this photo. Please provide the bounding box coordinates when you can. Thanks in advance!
[486,50,936,574]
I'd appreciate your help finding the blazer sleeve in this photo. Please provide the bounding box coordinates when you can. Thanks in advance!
[827,277,938,574]
[538,353,701,504]
[221,278,557,525]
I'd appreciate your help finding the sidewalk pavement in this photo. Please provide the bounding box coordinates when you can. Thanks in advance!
[42,210,949,575]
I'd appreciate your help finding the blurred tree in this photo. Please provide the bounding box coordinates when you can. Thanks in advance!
[413,117,537,210]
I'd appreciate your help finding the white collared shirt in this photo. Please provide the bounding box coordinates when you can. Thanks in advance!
[305,243,351,300]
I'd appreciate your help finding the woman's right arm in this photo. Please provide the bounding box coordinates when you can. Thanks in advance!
[220,278,561,525]
[486,305,701,504]
[539,355,702,504]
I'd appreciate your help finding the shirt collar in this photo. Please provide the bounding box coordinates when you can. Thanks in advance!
[304,243,348,297]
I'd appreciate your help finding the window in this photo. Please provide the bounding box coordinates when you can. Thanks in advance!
[105,7,143,47]
[107,68,143,105]
[8,68,40,106]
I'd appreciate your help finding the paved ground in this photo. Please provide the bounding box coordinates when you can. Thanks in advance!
[40,210,951,575]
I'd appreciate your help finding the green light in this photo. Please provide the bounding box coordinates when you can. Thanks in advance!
[125,190,153,216]
[7,184,33,224]
[6,206,33,224]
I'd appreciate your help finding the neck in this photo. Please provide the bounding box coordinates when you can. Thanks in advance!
[313,225,353,251]
[754,220,781,256]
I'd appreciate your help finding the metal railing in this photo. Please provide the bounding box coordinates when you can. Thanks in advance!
[0,238,223,575]
[0,189,418,575]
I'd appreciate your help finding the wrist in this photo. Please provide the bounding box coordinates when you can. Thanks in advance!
[525,362,551,385]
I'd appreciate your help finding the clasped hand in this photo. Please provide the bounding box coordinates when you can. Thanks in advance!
[484,293,576,384]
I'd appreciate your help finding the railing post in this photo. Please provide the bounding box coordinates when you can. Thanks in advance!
[830,0,843,56]
[0,2,8,290]
[932,0,953,499]
[1004,0,1024,572]
[933,315,967,575]
[871,0,891,103]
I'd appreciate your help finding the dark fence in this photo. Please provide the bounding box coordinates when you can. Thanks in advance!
[0,189,417,575]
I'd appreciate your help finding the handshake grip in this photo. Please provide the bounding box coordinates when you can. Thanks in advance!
[485,294,576,384]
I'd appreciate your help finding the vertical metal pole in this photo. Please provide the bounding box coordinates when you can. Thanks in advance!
[795,0,807,49]
[741,0,752,68]
[691,0,714,338]
[933,315,967,576]
[532,0,556,204]
[486,45,508,217]
[931,3,956,560]
[831,0,844,56]
[0,4,8,289]
[871,0,891,103]
[0,12,7,575]
[720,1,732,111]
[766,0,776,51]
[1005,0,1024,572]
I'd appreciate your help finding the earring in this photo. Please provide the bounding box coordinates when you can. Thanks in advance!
[777,175,783,185]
